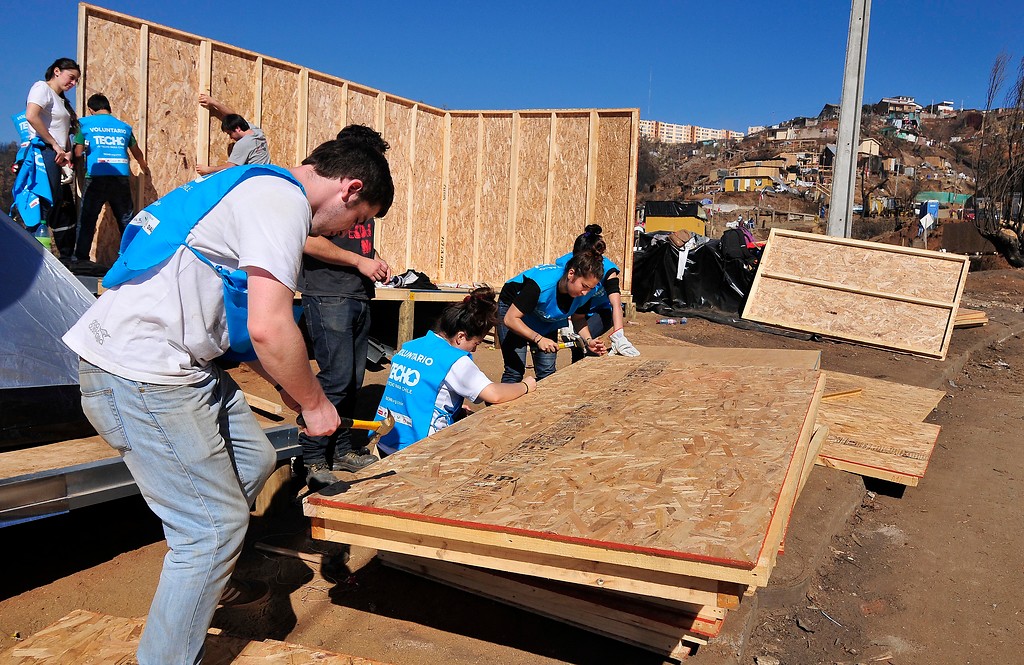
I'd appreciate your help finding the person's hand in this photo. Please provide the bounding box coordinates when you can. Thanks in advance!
[379,257,392,283]
[586,337,607,356]
[609,329,640,357]
[198,93,212,108]
[298,399,341,438]
[536,336,558,353]
[358,256,389,282]
[196,164,215,175]
[54,147,71,167]
[140,164,151,176]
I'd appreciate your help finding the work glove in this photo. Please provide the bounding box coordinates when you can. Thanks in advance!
[609,329,640,357]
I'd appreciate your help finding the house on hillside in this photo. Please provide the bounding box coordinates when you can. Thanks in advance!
[722,175,779,193]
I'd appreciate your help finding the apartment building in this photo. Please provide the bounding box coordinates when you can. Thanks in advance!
[639,119,744,145]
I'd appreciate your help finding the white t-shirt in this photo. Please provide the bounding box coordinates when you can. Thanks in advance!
[428,356,493,435]
[63,176,311,384]
[26,81,72,149]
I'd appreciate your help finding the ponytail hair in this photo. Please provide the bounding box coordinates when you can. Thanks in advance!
[565,248,604,281]
[44,58,80,133]
[437,286,498,340]
[572,224,606,255]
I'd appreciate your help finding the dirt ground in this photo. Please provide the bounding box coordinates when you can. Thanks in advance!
[1,269,1022,664]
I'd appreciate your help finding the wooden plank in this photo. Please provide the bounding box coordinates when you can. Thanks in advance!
[550,113,590,261]
[822,372,944,422]
[306,358,824,588]
[742,229,970,359]
[243,392,282,416]
[380,553,703,657]
[637,346,820,369]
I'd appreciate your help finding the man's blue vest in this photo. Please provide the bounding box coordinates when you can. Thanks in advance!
[375,331,471,455]
[506,264,591,335]
[79,115,134,177]
[103,165,304,361]
[556,252,620,312]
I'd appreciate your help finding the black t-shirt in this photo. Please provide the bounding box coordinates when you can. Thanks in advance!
[299,219,377,299]
[499,277,573,318]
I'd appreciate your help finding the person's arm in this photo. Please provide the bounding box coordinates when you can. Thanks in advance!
[569,313,608,356]
[198,93,234,119]
[196,161,234,175]
[128,144,150,175]
[373,250,393,283]
[246,268,339,437]
[305,236,389,282]
[504,303,558,353]
[478,377,537,404]
[26,103,71,166]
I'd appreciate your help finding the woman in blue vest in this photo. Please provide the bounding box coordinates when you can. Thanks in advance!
[557,224,640,361]
[375,287,536,455]
[497,249,607,384]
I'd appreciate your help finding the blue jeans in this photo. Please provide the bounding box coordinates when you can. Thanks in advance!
[497,300,558,383]
[300,295,369,465]
[78,359,275,665]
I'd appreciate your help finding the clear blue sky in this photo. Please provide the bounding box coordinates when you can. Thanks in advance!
[2,0,1022,145]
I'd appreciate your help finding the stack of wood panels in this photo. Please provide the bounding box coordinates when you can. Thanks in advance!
[954,307,989,328]
[0,609,389,664]
[816,372,945,486]
[743,229,970,360]
[305,354,826,658]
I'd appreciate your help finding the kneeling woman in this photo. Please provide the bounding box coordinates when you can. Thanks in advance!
[375,287,536,455]
[497,249,607,384]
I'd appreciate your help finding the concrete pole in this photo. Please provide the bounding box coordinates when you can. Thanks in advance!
[827,0,872,238]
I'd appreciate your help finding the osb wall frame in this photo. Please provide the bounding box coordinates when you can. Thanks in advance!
[77,4,639,290]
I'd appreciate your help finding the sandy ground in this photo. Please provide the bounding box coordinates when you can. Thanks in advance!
[1,269,1022,664]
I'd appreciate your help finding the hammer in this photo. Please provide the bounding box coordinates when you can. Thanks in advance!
[296,411,396,459]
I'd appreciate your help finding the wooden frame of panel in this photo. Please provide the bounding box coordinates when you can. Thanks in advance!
[78,4,638,289]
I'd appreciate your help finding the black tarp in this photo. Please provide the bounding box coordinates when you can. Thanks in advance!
[0,210,96,448]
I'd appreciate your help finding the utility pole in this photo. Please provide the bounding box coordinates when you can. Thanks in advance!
[827,0,872,238]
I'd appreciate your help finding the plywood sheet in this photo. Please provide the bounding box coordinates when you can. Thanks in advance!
[512,115,551,269]
[550,114,591,260]
[410,109,444,278]
[146,29,199,194]
[260,63,299,164]
[593,114,633,267]
[307,75,346,149]
[476,115,513,284]
[378,98,413,270]
[210,47,258,166]
[743,229,970,359]
[307,358,824,587]
[445,115,481,282]
[346,87,378,128]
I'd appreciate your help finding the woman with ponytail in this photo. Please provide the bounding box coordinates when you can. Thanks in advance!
[556,224,640,359]
[374,287,535,455]
[25,58,80,255]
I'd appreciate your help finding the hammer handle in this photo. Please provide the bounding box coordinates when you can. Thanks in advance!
[296,415,382,431]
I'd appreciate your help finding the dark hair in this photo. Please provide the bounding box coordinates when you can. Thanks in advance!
[437,287,498,340]
[336,124,389,154]
[565,248,605,280]
[302,139,395,216]
[220,114,250,132]
[87,93,111,113]
[572,224,606,255]
[43,58,80,133]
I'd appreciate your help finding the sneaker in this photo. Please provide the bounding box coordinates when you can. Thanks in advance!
[304,462,338,491]
[332,449,378,472]
[218,578,270,608]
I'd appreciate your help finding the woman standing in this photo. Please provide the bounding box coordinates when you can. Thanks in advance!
[375,287,535,455]
[25,58,80,257]
[497,249,607,384]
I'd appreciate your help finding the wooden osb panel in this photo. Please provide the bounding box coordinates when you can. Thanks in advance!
[347,87,378,129]
[593,114,633,267]
[260,63,299,165]
[744,230,970,359]
[377,99,413,270]
[410,109,443,279]
[307,358,823,585]
[307,75,346,149]
[146,30,200,194]
[209,48,258,166]
[476,116,513,285]
[445,115,481,283]
[512,115,551,270]
[550,114,590,260]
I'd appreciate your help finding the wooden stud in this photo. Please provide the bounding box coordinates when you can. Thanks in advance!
[473,114,484,283]
[196,40,212,168]
[439,111,452,281]
[296,68,309,161]
[544,112,558,263]
[253,56,263,126]
[136,24,149,213]
[586,110,600,229]
[505,112,522,278]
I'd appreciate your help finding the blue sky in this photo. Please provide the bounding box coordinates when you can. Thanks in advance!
[2,0,1022,145]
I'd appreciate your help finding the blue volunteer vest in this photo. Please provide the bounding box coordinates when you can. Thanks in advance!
[556,252,620,312]
[11,138,51,228]
[375,331,471,454]
[12,112,32,145]
[103,165,305,361]
[79,115,134,177]
[506,264,590,335]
